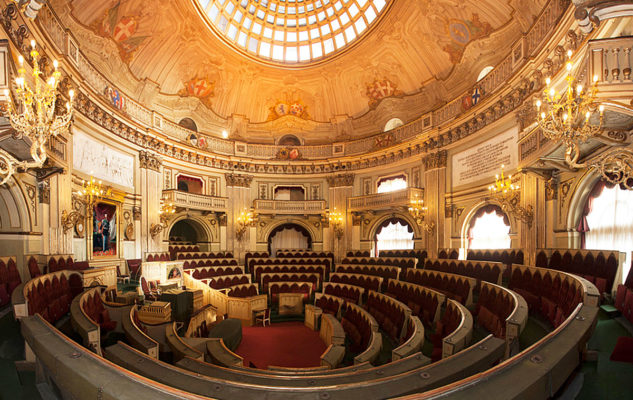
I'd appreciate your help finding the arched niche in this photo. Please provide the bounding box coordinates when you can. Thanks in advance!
[258,217,320,247]
[0,177,33,232]
[566,169,601,249]
[364,212,422,242]
[166,216,215,248]
[267,223,313,255]
[460,201,515,250]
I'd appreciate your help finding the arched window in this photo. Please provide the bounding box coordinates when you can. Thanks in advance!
[477,66,494,82]
[467,205,510,250]
[384,118,403,132]
[579,181,633,284]
[375,218,414,255]
[376,175,407,193]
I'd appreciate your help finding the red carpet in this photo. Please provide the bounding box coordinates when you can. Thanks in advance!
[235,321,327,369]
[610,336,633,363]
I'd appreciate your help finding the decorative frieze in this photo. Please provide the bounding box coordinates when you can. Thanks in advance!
[139,150,162,171]
[225,173,253,187]
[423,150,447,170]
[326,173,355,187]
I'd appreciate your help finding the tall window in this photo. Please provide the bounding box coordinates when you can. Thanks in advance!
[375,219,414,255]
[468,205,511,249]
[376,175,407,193]
[582,183,633,284]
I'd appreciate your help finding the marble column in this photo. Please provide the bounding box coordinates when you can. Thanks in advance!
[327,173,354,262]
[139,151,163,255]
[423,151,447,258]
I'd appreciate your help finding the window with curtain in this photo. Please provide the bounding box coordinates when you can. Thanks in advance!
[468,205,511,250]
[376,176,407,193]
[375,220,414,254]
[582,183,633,284]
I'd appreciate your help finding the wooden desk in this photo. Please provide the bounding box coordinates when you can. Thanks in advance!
[279,293,304,316]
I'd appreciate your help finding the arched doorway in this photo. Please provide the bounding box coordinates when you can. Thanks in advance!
[578,179,633,284]
[466,204,511,250]
[169,219,209,245]
[374,217,414,256]
[268,223,312,256]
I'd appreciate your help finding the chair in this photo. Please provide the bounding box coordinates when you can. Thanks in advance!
[255,308,271,327]
[117,265,130,284]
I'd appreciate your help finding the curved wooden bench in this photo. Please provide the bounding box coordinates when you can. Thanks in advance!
[206,338,243,367]
[70,288,101,355]
[267,365,330,373]
[122,306,159,358]
[165,322,204,361]
[104,335,503,399]
[402,303,599,400]
[392,316,425,361]
[480,281,529,356]
[354,331,382,365]
[442,299,473,359]
[21,316,203,400]
[320,313,345,346]
[320,344,345,369]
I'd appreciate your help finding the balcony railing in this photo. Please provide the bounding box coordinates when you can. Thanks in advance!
[253,199,327,214]
[588,37,633,97]
[347,187,424,212]
[162,190,228,211]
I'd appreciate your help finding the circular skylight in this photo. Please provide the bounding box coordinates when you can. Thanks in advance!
[194,0,392,65]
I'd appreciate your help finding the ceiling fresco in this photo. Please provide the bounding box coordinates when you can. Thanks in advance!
[51,0,548,142]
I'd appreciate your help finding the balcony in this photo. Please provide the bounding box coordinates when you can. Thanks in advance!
[588,37,633,99]
[347,188,424,212]
[162,189,228,212]
[253,199,327,215]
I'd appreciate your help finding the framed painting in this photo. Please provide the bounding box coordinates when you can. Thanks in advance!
[92,201,119,258]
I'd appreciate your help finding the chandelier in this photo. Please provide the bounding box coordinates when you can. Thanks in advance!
[535,49,603,168]
[407,193,434,233]
[62,174,111,234]
[488,165,533,227]
[150,201,176,238]
[235,208,255,241]
[1,40,74,185]
[328,208,344,240]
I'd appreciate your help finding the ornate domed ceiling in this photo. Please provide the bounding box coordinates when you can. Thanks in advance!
[52,0,548,143]
[194,0,393,65]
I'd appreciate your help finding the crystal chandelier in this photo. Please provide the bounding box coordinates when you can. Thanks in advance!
[407,193,434,233]
[488,165,533,227]
[1,40,74,185]
[535,49,603,168]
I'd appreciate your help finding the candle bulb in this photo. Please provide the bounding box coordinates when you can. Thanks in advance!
[599,105,605,115]
[18,55,24,65]
[30,40,35,49]
[53,60,58,69]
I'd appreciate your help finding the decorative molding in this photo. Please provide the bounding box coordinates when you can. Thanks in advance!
[326,173,355,187]
[574,1,633,33]
[38,181,49,204]
[225,173,253,187]
[423,150,447,170]
[545,178,558,201]
[139,150,162,171]
[133,206,141,221]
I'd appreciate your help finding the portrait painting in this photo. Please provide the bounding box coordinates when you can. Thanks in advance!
[93,202,117,257]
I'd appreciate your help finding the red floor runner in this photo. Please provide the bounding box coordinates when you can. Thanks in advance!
[235,321,327,369]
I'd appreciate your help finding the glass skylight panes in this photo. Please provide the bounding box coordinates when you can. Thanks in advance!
[196,0,391,64]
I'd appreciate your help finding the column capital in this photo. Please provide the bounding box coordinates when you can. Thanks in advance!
[225,173,253,187]
[139,150,162,171]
